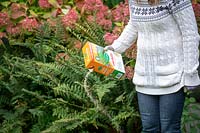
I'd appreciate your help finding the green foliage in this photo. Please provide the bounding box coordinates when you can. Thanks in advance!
[67,20,106,46]
[182,90,200,133]
[0,23,140,132]
[1,0,199,132]
[103,0,125,8]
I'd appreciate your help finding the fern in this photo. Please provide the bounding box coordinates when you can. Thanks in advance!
[0,95,10,105]
[7,53,134,132]
[53,83,88,103]
[67,20,106,46]
[0,22,140,132]
[42,108,101,133]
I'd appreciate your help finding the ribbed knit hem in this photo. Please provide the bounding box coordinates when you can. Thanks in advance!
[135,75,185,95]
[135,83,184,95]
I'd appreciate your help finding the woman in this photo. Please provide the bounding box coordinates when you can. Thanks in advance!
[105,0,200,132]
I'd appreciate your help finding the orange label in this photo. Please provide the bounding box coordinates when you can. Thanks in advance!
[82,42,125,78]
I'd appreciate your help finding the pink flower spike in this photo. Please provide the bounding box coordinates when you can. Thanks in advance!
[6,24,22,35]
[125,66,134,80]
[38,0,52,9]
[62,9,79,27]
[103,32,119,45]
[0,12,9,27]
[21,17,39,31]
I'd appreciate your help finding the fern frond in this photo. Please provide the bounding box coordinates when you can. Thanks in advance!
[82,21,105,44]
[66,27,86,43]
[53,83,88,103]
[67,20,105,45]
[42,108,97,133]
[14,72,55,88]
[0,95,10,105]
[22,89,49,101]
[30,125,41,133]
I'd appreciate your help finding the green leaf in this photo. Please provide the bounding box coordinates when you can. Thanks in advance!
[114,93,125,103]
[1,2,11,7]
[61,8,70,15]
[11,0,18,2]
[29,10,38,17]
[190,113,200,119]
[42,12,52,19]
[190,127,197,133]
[67,1,74,5]
[48,0,60,8]
[96,87,110,102]
[114,22,123,27]
[28,0,37,5]
[189,97,196,103]
[42,45,53,54]
[197,123,200,128]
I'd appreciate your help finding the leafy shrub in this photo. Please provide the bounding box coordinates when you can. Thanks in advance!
[0,23,141,133]
[0,0,200,132]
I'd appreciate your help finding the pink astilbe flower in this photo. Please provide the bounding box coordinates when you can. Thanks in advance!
[75,0,85,12]
[100,5,110,16]
[21,17,39,31]
[0,32,6,38]
[84,0,103,12]
[103,26,124,45]
[62,9,79,27]
[95,11,112,30]
[38,0,63,9]
[96,11,105,20]
[0,12,9,27]
[125,66,134,80]
[75,0,112,30]
[55,53,69,61]
[10,3,26,19]
[76,0,109,14]
[38,0,52,8]
[98,19,112,30]
[6,24,21,35]
[103,32,119,45]
[86,15,95,22]
[47,18,57,27]
[74,40,82,49]
[125,44,137,59]
[193,4,200,17]
[111,0,129,24]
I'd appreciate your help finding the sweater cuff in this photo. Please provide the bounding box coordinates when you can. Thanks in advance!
[184,72,200,86]
[111,40,124,54]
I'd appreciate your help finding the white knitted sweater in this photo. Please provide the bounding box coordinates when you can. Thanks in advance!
[111,0,200,95]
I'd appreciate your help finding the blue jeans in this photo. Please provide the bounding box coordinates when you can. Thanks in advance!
[137,88,185,133]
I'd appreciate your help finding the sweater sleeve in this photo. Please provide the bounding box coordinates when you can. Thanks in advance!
[167,0,200,86]
[111,3,138,54]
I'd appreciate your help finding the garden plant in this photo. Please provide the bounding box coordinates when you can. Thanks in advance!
[0,0,200,132]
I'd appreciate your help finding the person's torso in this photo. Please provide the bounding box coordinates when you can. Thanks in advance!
[130,0,184,87]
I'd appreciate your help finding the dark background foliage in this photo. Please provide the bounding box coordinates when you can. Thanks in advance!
[0,0,200,132]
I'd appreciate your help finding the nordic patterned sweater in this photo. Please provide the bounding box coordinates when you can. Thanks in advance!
[111,0,200,95]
